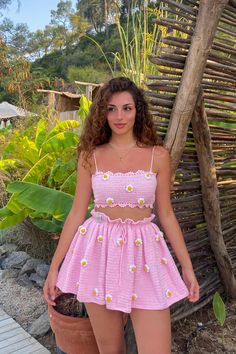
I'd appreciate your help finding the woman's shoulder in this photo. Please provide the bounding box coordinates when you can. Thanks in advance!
[154,145,170,158]
[153,145,170,172]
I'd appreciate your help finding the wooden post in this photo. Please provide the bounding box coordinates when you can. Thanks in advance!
[164,0,229,179]
[191,90,236,297]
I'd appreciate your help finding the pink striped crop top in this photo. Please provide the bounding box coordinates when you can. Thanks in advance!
[92,147,157,209]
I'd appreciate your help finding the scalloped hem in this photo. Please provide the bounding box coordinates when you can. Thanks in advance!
[94,203,154,209]
[92,169,157,177]
[91,209,155,224]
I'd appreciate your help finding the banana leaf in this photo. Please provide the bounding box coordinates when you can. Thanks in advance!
[0,209,29,229]
[31,218,63,233]
[35,119,47,150]
[45,120,80,141]
[41,132,79,154]
[7,181,73,221]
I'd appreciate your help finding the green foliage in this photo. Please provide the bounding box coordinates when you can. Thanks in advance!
[213,292,226,344]
[67,65,110,84]
[0,95,92,232]
[213,292,226,327]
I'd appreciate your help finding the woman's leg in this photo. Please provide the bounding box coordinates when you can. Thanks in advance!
[130,308,171,354]
[84,303,126,354]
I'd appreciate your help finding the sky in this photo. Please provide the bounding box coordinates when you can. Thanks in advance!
[2,0,77,32]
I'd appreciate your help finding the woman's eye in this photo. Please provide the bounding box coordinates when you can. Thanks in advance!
[107,107,115,112]
[124,106,132,111]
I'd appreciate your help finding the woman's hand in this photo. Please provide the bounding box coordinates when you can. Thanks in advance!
[43,268,59,306]
[182,267,200,303]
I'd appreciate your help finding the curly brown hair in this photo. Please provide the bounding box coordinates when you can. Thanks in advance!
[78,77,162,165]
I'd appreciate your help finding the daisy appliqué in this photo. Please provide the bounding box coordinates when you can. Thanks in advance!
[92,288,99,296]
[161,257,168,265]
[125,184,134,192]
[131,293,138,301]
[138,197,145,206]
[155,231,164,241]
[79,226,87,235]
[135,238,142,246]
[105,294,112,302]
[103,173,109,181]
[106,197,114,205]
[129,264,137,273]
[81,258,88,267]
[166,289,172,298]
[97,235,103,242]
[145,172,151,179]
[117,238,124,246]
[143,264,150,273]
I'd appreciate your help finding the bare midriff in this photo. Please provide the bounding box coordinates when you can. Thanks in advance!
[95,206,153,221]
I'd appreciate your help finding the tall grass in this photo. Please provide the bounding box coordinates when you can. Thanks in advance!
[114,2,161,87]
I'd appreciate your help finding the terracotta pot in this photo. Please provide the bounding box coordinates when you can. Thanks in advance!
[48,301,99,354]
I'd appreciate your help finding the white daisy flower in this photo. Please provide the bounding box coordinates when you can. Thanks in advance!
[103,173,109,181]
[166,289,172,298]
[145,172,151,179]
[161,257,168,265]
[81,258,88,267]
[125,184,134,192]
[79,226,87,235]
[92,288,99,296]
[143,264,150,273]
[116,238,124,246]
[97,235,103,242]
[138,198,145,206]
[135,238,142,246]
[105,294,112,302]
[129,264,136,273]
[106,197,114,205]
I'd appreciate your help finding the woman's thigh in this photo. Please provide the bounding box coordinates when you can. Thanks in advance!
[130,308,171,354]
[84,302,126,354]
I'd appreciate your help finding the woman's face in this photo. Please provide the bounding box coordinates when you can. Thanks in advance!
[106,91,136,136]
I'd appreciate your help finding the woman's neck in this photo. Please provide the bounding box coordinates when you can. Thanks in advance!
[109,133,136,147]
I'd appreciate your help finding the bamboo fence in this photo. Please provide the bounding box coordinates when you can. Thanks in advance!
[145,0,236,321]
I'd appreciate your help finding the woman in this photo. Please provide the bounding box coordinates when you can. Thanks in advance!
[44,77,199,354]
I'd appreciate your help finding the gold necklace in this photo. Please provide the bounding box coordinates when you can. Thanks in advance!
[109,141,137,163]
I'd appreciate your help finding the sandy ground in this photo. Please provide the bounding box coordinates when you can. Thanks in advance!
[0,276,236,354]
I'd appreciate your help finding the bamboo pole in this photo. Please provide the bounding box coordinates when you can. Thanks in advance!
[164,0,229,179]
[191,91,236,297]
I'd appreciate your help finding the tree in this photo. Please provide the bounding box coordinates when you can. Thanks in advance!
[50,0,75,49]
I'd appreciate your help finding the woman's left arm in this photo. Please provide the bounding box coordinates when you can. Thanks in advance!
[154,146,200,303]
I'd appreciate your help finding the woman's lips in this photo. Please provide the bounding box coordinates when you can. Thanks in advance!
[114,123,126,129]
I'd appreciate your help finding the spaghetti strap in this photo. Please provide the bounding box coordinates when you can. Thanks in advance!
[93,150,98,172]
[150,146,155,172]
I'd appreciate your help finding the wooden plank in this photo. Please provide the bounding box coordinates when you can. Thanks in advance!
[0,322,19,335]
[12,342,50,354]
[0,327,23,341]
[0,309,50,353]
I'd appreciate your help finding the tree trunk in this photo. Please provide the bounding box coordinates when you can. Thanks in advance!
[164,0,229,180]
[191,90,236,297]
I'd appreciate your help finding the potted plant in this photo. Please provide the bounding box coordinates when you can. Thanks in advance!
[48,292,100,354]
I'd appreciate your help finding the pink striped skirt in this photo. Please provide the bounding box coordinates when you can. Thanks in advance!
[56,210,189,313]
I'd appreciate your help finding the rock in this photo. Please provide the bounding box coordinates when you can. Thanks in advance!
[28,311,51,337]
[29,273,45,287]
[1,251,30,269]
[0,243,18,256]
[36,263,50,279]
[0,255,6,269]
[0,269,19,280]
[17,273,33,288]
[19,258,44,276]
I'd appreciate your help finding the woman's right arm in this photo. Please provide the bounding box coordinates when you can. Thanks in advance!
[44,153,93,304]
